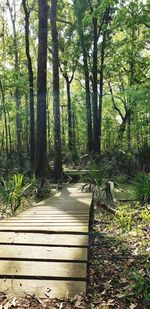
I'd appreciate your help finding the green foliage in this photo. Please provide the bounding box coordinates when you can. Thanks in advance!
[88,163,105,187]
[136,144,150,172]
[0,174,31,214]
[116,211,132,232]
[134,172,150,204]
[139,209,150,225]
[130,270,150,304]
[102,149,137,177]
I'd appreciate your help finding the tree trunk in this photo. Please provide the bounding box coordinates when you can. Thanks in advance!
[92,17,99,153]
[47,109,51,157]
[0,82,8,155]
[7,0,22,160]
[7,108,12,154]
[66,77,73,150]
[118,110,131,144]
[25,95,29,152]
[74,0,93,153]
[127,113,131,151]
[22,0,35,168]
[99,32,106,153]
[50,0,62,179]
[35,0,48,177]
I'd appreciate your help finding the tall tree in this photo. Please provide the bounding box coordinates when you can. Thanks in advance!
[92,15,99,153]
[35,0,48,176]
[6,0,22,159]
[74,0,93,153]
[99,6,111,152]
[22,0,35,169]
[50,0,62,179]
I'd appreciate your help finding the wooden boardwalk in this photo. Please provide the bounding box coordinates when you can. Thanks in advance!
[0,184,92,298]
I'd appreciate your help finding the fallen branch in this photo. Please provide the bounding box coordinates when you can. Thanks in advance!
[96,202,117,215]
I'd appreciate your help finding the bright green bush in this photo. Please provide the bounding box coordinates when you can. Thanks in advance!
[117,211,132,232]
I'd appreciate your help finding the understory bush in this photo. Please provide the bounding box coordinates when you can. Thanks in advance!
[0,174,31,214]
[136,144,150,172]
[117,211,132,232]
[134,172,150,204]
[130,270,150,305]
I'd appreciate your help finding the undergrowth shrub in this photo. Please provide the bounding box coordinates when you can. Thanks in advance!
[134,172,150,204]
[136,144,150,172]
[0,174,31,214]
[88,163,105,187]
[116,211,132,232]
[139,209,150,224]
[130,270,150,305]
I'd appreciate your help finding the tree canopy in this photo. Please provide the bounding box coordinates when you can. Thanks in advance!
[0,0,149,176]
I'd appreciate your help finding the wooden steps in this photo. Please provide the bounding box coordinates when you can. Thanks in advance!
[0,184,92,298]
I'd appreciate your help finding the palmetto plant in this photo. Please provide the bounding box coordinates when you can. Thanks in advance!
[0,174,31,214]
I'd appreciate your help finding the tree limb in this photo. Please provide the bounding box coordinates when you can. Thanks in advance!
[57,18,74,26]
[108,81,124,120]
[96,202,117,215]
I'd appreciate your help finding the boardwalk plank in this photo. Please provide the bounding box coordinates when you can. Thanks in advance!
[0,261,87,278]
[0,184,92,297]
[0,245,87,260]
[0,232,88,246]
[0,226,88,232]
[3,219,89,223]
[0,279,86,298]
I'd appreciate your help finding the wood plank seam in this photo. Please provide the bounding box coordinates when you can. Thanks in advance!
[0,184,92,297]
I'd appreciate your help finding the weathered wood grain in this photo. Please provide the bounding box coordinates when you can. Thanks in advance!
[0,232,89,246]
[0,279,86,298]
[0,184,92,297]
[0,261,87,278]
[0,245,87,260]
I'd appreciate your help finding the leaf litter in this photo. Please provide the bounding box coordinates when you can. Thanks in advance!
[0,203,149,308]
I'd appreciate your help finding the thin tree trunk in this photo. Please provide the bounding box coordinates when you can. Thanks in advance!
[92,17,99,153]
[50,0,62,179]
[118,110,131,144]
[99,32,106,153]
[0,83,8,155]
[35,0,48,176]
[7,0,22,159]
[60,105,66,150]
[1,130,4,153]
[7,108,12,154]
[25,95,29,152]
[66,77,73,150]
[74,0,93,152]
[22,0,35,167]
[127,114,131,151]
[47,109,51,157]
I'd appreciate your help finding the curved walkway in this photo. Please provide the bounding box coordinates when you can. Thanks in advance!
[0,184,92,298]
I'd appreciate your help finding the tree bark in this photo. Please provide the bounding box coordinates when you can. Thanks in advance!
[74,0,93,153]
[22,0,35,168]
[25,95,29,152]
[50,0,62,179]
[0,82,8,155]
[92,17,99,153]
[66,76,73,150]
[99,32,106,153]
[7,0,22,159]
[35,0,48,177]
[7,108,12,154]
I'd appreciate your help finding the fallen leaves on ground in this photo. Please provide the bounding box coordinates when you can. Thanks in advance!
[0,203,149,308]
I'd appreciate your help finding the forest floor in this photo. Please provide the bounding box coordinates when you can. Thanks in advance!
[0,200,149,309]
